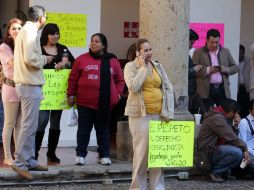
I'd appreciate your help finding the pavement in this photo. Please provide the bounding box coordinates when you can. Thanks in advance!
[0,147,200,186]
[4,146,254,190]
[0,147,133,182]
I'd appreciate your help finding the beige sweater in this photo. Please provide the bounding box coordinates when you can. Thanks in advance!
[14,21,46,85]
[124,59,174,120]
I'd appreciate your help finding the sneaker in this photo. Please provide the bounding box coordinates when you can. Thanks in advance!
[98,157,111,165]
[11,165,33,180]
[209,173,224,183]
[75,156,85,165]
[29,164,48,171]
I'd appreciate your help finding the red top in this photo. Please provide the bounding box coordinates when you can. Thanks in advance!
[67,52,125,110]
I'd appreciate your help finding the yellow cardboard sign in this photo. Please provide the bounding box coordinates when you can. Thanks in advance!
[148,120,195,168]
[40,69,71,110]
[47,12,87,47]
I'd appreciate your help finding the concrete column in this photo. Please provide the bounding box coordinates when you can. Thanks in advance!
[140,0,191,118]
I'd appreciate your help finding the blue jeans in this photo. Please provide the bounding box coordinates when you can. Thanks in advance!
[37,110,62,132]
[76,105,110,158]
[211,145,243,175]
[0,95,4,142]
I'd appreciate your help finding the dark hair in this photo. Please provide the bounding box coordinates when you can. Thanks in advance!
[189,29,199,41]
[239,44,245,54]
[91,33,108,53]
[3,18,23,51]
[40,23,60,46]
[28,5,45,22]
[127,43,136,61]
[206,29,220,40]
[249,99,254,110]
[222,99,240,113]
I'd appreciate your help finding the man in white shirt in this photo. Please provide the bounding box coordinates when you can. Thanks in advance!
[238,100,254,178]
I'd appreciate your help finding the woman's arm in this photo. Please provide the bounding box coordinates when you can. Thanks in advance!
[124,60,148,93]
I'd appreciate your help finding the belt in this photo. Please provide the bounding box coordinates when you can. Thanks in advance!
[210,83,222,88]
[15,84,42,87]
[3,76,15,87]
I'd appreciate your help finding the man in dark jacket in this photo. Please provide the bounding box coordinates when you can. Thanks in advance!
[197,99,250,183]
[192,29,239,111]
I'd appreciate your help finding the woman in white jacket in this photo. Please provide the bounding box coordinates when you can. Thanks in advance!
[124,39,174,190]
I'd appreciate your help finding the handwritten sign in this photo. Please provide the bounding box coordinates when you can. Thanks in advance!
[40,69,71,110]
[189,23,224,49]
[148,121,194,168]
[47,12,87,47]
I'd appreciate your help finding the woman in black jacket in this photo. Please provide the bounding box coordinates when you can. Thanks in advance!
[35,23,75,163]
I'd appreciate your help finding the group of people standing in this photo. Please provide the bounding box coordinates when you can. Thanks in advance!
[3,3,254,189]
[0,4,175,189]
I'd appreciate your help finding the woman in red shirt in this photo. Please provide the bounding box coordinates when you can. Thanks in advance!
[67,33,125,165]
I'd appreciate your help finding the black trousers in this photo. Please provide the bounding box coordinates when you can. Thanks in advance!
[237,85,250,118]
[202,83,226,111]
[188,93,206,116]
[76,105,110,158]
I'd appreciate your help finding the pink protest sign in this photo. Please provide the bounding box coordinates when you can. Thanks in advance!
[189,23,224,49]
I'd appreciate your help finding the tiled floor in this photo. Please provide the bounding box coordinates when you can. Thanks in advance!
[0,145,99,168]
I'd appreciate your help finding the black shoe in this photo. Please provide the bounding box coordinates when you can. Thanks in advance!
[47,129,61,163]
[47,154,60,163]
[209,173,225,183]
[35,131,45,160]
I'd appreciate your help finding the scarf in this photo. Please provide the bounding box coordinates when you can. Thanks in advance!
[89,49,117,126]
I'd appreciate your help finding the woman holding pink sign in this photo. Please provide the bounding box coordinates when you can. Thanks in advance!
[124,39,174,190]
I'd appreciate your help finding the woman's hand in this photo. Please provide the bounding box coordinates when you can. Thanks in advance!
[136,52,146,66]
[161,116,171,123]
[55,61,69,70]
[67,97,75,106]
